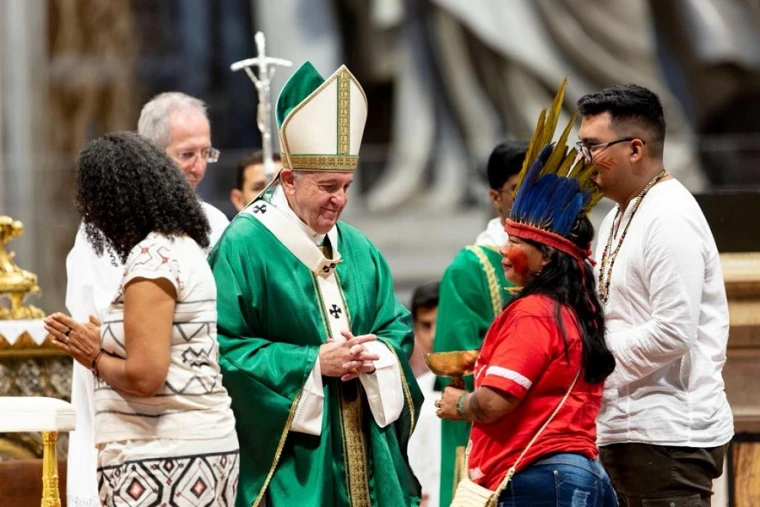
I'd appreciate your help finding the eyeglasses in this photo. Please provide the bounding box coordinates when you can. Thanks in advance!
[575,137,644,163]
[174,147,221,164]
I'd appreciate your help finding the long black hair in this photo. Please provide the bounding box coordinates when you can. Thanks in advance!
[75,131,211,263]
[508,216,615,383]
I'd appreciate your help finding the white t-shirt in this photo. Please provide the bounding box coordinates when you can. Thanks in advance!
[93,233,236,444]
[595,179,733,447]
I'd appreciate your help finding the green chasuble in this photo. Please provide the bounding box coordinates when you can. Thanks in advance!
[208,198,423,507]
[433,244,514,506]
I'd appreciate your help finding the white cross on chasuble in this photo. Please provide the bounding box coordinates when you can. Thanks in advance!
[245,188,404,435]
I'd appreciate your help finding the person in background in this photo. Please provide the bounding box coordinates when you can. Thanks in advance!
[46,131,238,506]
[407,281,441,507]
[433,140,527,506]
[230,150,282,212]
[578,83,733,506]
[139,92,230,241]
[408,281,440,377]
[64,92,230,507]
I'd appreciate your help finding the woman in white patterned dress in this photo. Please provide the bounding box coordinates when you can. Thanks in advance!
[45,131,239,506]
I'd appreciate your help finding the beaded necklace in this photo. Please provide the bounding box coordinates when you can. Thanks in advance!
[598,170,668,304]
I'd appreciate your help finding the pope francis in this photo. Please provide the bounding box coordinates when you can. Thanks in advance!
[208,62,423,507]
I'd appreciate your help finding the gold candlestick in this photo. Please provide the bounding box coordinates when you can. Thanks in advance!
[41,431,61,507]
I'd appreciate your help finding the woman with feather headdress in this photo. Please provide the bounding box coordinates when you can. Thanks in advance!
[435,80,618,506]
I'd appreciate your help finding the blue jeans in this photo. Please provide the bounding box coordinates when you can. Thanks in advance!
[498,453,619,507]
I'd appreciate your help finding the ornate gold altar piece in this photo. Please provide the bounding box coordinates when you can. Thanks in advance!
[0,216,71,506]
[0,216,44,320]
[424,349,479,389]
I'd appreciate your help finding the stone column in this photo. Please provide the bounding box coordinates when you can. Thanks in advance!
[0,0,51,310]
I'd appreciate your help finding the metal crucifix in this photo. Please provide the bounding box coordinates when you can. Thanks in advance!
[230,32,292,180]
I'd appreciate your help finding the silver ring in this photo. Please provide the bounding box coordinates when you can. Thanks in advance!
[64,336,69,344]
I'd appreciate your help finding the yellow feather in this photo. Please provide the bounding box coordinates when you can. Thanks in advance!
[557,150,576,179]
[511,76,603,219]
[540,76,568,149]
[512,107,546,197]
[542,109,578,178]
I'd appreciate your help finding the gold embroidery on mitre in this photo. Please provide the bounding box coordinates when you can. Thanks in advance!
[279,66,366,173]
[281,154,358,172]
[338,69,350,156]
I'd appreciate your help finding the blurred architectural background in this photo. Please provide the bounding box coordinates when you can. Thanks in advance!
[1,2,760,504]
[1,0,759,311]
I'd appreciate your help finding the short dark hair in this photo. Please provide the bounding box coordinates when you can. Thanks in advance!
[236,150,281,190]
[577,84,666,158]
[410,281,440,320]
[75,131,210,263]
[487,141,528,190]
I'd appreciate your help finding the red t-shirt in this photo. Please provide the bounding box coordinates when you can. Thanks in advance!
[468,294,602,491]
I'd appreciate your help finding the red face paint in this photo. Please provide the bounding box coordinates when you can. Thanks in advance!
[594,153,616,172]
[507,245,530,277]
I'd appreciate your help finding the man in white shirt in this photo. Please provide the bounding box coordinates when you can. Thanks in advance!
[577,84,733,506]
[66,92,229,507]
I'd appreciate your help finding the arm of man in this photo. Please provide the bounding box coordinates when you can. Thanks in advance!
[604,214,705,389]
[356,245,421,429]
[293,334,380,435]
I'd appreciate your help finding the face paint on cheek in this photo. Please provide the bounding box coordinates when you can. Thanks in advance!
[594,153,617,172]
[507,246,530,277]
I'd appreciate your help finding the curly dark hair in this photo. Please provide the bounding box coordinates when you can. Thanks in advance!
[75,131,210,263]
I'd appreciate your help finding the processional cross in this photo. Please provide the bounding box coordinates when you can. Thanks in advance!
[230,32,293,180]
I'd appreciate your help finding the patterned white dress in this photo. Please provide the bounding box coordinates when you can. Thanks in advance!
[94,233,239,506]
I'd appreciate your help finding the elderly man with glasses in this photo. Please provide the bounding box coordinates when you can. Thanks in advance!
[577,84,732,507]
[64,92,230,507]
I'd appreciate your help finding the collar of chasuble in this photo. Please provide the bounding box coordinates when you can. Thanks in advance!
[245,185,352,342]
[244,185,342,278]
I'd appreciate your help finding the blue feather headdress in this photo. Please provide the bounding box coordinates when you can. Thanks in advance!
[505,78,602,260]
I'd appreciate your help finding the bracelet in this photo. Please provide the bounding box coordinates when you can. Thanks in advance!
[91,349,107,377]
[456,392,468,420]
